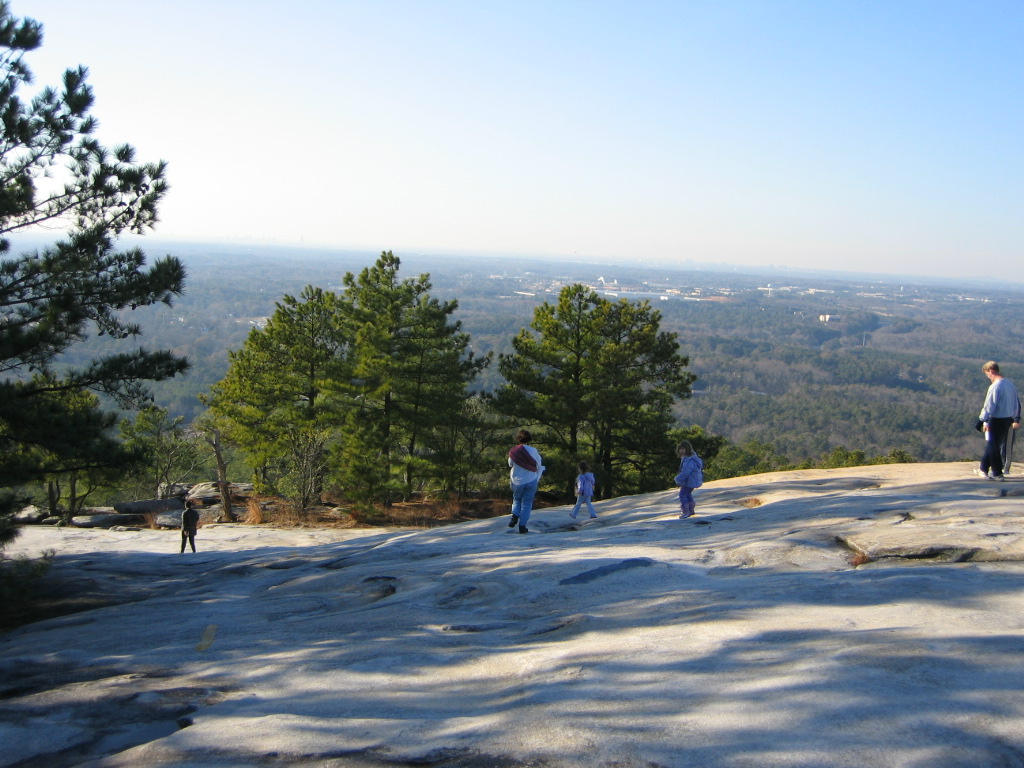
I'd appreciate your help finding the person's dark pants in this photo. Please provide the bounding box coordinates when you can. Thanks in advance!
[181,529,196,553]
[982,417,1014,477]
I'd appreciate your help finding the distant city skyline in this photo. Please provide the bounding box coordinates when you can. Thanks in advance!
[14,1,1024,282]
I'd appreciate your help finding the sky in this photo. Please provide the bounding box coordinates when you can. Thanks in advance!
[11,1,1024,281]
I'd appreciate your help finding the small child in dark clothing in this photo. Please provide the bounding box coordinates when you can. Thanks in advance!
[181,500,200,553]
[570,461,597,519]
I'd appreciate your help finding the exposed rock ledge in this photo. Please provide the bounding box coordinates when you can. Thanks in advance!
[3,462,1024,768]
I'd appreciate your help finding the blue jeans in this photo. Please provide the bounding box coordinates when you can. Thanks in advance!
[571,496,596,518]
[511,481,539,526]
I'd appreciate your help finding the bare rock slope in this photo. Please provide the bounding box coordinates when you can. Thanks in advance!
[3,462,1024,768]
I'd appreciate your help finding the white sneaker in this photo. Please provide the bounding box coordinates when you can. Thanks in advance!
[974,468,989,478]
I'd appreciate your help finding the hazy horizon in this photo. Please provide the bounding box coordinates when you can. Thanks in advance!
[11,230,1024,294]
[12,1,1023,282]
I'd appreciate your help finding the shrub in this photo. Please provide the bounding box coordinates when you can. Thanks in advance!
[0,550,54,631]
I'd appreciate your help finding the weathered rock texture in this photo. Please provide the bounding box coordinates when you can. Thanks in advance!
[3,462,1024,768]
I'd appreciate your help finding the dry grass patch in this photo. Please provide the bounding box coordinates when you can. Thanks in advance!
[224,493,564,529]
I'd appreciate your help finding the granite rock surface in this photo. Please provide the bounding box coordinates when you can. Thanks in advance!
[3,462,1024,768]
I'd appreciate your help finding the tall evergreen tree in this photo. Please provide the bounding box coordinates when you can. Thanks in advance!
[0,4,186,543]
[204,286,350,509]
[205,255,486,507]
[332,252,488,502]
[587,296,695,495]
[494,284,694,497]
[494,284,600,465]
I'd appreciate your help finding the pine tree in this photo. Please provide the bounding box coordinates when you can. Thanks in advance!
[333,252,488,502]
[494,284,694,497]
[424,395,511,498]
[119,405,201,500]
[0,4,187,543]
[494,284,601,469]
[204,286,350,510]
[587,296,695,495]
[207,253,489,507]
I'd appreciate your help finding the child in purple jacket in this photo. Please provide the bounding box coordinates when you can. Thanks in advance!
[570,461,597,519]
[675,441,704,519]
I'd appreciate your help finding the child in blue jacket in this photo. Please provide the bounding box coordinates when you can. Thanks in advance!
[675,441,704,519]
[570,461,597,519]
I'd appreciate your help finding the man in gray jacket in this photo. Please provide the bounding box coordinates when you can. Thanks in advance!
[978,361,1021,480]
